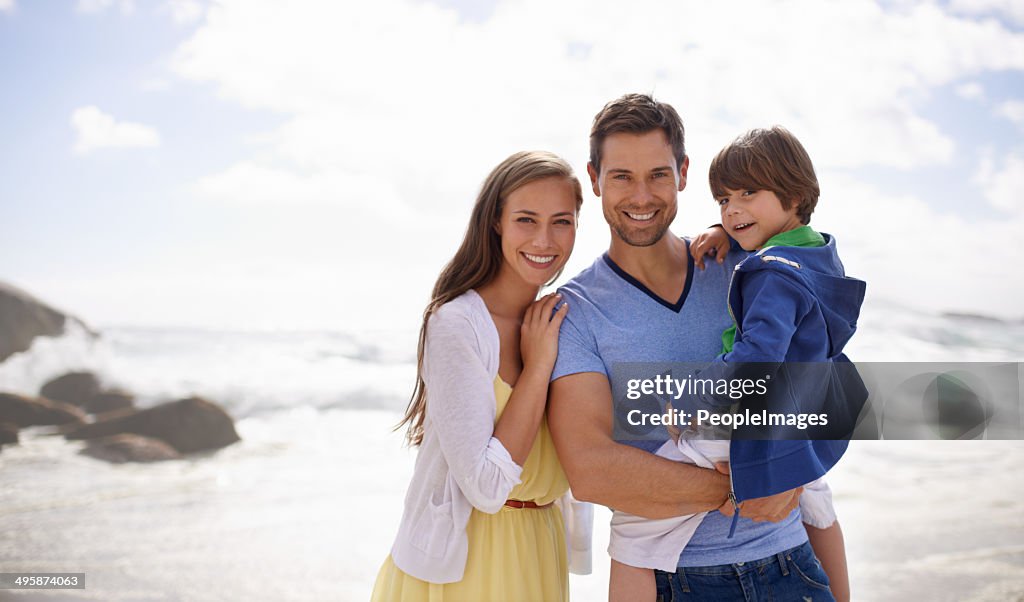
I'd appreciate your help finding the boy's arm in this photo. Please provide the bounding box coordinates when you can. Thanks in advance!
[805,521,850,602]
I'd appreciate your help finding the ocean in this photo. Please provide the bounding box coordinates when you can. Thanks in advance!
[1,300,1022,601]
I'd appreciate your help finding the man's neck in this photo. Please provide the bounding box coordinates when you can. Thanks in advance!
[607,231,688,290]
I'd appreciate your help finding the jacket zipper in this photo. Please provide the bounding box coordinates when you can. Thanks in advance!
[725,263,741,538]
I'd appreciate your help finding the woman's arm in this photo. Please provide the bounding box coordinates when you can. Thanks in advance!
[422,294,566,513]
[492,293,567,465]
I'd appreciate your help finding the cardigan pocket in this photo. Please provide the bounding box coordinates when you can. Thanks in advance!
[409,498,454,559]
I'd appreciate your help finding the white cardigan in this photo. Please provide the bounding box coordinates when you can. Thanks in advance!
[390,290,592,584]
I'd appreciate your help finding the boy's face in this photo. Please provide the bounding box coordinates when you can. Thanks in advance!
[587,129,688,248]
[717,188,802,251]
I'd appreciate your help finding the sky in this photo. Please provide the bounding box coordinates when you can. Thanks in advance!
[1,0,1023,332]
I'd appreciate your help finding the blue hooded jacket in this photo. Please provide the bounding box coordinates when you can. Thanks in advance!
[689,233,867,533]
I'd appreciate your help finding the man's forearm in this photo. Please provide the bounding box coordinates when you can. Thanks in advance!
[548,372,730,519]
[569,438,729,518]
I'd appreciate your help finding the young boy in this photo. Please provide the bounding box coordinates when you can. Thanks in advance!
[609,126,864,602]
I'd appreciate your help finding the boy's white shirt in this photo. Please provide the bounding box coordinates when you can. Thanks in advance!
[608,437,837,572]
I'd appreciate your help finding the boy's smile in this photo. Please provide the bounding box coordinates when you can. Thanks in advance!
[718,188,803,251]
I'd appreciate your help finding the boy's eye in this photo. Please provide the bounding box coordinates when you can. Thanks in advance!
[742,190,756,196]
[716,197,728,206]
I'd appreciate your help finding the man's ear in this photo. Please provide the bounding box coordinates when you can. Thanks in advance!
[586,162,601,197]
[677,155,690,192]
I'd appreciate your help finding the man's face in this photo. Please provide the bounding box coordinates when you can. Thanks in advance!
[587,130,688,248]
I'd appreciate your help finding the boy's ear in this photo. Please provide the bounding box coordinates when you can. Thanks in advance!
[586,162,601,197]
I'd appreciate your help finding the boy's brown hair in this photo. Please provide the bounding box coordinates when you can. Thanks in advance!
[589,93,686,173]
[709,126,819,225]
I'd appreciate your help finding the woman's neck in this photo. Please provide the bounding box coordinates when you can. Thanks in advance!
[475,269,540,320]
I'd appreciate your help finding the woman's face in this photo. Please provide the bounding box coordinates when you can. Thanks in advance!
[495,176,578,288]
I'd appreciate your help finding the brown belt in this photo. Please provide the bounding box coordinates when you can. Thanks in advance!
[504,499,553,509]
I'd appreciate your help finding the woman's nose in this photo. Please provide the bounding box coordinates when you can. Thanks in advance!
[531,225,552,248]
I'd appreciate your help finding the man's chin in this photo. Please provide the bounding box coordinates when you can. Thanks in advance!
[614,225,669,248]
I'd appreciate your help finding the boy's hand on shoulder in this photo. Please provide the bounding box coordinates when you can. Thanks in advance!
[690,225,730,270]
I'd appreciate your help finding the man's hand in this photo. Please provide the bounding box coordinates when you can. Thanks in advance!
[714,462,802,522]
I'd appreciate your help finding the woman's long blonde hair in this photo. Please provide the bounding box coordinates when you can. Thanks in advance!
[396,150,583,446]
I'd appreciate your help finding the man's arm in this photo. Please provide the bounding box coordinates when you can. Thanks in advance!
[548,371,730,519]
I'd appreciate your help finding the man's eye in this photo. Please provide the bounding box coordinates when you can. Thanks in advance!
[613,174,629,180]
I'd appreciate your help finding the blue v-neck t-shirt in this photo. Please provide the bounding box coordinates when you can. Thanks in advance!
[552,238,808,567]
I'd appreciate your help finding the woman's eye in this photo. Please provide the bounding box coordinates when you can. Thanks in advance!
[516,217,535,223]
[555,219,573,226]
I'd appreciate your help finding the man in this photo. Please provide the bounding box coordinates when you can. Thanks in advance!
[549,94,829,600]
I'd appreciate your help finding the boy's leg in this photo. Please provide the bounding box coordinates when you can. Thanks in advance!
[805,521,849,602]
[610,559,656,602]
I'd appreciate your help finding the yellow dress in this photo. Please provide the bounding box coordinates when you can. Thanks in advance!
[371,375,570,602]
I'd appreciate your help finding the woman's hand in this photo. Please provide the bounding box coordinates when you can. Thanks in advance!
[519,292,568,373]
[690,225,731,270]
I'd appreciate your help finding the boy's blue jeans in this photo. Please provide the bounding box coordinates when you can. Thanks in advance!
[654,541,835,601]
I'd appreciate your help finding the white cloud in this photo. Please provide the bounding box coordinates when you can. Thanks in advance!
[973,151,1024,212]
[155,0,1024,322]
[76,0,134,14]
[70,106,161,154]
[194,160,410,212]
[955,81,985,101]
[0,0,14,14]
[164,0,204,24]
[995,99,1024,127]
[814,170,1024,318]
[170,0,1024,206]
[949,0,1024,27]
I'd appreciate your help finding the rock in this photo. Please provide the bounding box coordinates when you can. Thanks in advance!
[64,396,240,454]
[0,280,93,363]
[40,372,102,408]
[0,392,88,428]
[0,422,18,448]
[79,434,182,463]
[84,390,135,415]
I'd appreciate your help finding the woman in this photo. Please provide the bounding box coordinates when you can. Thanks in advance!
[371,150,584,601]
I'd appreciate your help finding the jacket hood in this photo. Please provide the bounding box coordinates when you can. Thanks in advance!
[734,233,866,358]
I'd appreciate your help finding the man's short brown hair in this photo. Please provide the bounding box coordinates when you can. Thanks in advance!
[709,126,820,225]
[589,93,686,173]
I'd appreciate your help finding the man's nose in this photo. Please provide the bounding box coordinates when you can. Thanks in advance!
[634,179,655,203]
